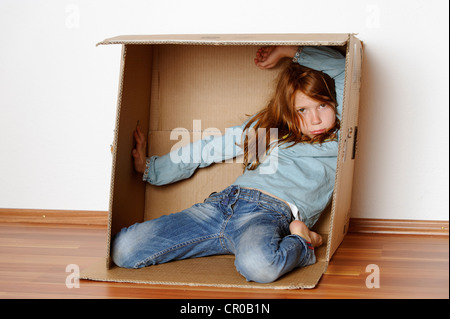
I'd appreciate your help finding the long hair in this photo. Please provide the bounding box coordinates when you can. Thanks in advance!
[241,62,340,171]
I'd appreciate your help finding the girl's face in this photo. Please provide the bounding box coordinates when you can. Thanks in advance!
[294,91,336,139]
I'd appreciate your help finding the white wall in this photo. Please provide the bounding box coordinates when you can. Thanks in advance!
[0,0,448,221]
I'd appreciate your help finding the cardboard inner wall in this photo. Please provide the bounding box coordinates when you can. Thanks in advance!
[109,45,152,238]
[145,45,293,224]
[94,34,363,288]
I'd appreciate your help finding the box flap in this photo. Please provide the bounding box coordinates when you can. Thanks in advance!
[82,241,328,289]
[97,33,350,46]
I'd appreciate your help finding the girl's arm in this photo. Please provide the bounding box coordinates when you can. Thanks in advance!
[132,126,148,174]
[295,46,345,117]
[255,45,346,118]
[254,46,298,69]
[295,46,345,80]
[141,124,245,186]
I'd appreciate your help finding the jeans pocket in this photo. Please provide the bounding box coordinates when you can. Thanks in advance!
[204,191,220,203]
[257,201,291,226]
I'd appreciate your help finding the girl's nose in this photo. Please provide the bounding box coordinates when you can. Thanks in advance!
[311,111,322,125]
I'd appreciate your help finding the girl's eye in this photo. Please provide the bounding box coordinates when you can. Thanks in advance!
[319,104,327,109]
[297,108,305,113]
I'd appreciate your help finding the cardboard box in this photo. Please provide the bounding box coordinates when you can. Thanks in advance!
[81,33,363,289]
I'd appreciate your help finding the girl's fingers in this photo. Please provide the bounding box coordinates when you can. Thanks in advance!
[133,130,140,143]
[134,127,145,144]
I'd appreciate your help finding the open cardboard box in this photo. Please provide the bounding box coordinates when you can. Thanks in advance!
[81,33,363,289]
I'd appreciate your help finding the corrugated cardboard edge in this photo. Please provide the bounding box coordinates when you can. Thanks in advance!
[96,33,350,47]
[104,44,128,269]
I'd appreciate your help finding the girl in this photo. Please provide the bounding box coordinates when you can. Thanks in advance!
[112,45,345,284]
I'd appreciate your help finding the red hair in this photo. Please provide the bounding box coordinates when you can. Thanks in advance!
[241,62,340,171]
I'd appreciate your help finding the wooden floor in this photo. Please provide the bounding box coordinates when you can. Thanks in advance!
[0,222,448,299]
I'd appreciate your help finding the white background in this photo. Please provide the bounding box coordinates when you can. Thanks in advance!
[0,0,448,221]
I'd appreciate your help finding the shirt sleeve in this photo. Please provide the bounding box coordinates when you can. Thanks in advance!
[295,46,346,119]
[143,124,245,186]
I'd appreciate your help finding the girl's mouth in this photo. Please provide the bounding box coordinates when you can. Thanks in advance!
[310,129,325,135]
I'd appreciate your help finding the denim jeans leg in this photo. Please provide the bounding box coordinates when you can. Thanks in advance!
[111,201,227,269]
[230,192,316,283]
[233,218,316,283]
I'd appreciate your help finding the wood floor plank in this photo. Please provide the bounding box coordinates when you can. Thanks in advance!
[0,223,448,299]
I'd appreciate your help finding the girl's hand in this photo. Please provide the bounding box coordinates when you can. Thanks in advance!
[132,126,147,174]
[254,46,298,69]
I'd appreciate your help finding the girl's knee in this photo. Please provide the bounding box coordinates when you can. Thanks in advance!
[234,250,282,284]
[111,226,144,268]
[111,221,160,268]
[111,236,133,268]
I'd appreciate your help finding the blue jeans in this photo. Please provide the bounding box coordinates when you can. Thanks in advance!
[111,185,316,283]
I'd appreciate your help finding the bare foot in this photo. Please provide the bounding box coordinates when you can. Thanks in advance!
[289,220,323,248]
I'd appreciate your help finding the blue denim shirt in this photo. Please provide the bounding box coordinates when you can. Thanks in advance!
[143,46,346,228]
